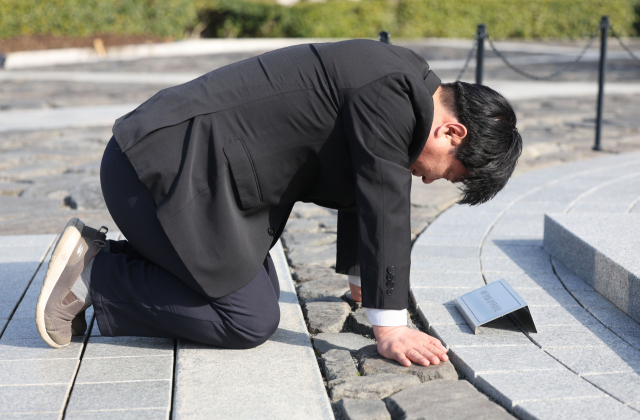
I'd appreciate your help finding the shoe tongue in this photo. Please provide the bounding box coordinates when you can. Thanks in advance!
[61,290,79,306]
[81,225,107,243]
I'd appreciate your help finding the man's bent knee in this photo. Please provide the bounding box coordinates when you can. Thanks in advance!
[233,310,281,349]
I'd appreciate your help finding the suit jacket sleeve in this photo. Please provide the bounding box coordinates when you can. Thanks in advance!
[336,210,360,276]
[341,72,431,310]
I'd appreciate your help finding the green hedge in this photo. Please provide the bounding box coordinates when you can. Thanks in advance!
[1,0,637,40]
[283,1,397,38]
[0,0,198,39]
[195,0,637,38]
[396,0,635,38]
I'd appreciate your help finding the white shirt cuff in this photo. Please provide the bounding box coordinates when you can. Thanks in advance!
[348,275,361,287]
[347,275,407,326]
[366,308,407,327]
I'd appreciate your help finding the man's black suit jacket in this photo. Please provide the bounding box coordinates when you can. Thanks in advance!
[111,39,441,310]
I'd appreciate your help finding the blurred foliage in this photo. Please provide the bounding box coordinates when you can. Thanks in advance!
[396,0,636,38]
[0,0,637,40]
[285,1,397,38]
[0,0,198,39]
[193,0,290,38]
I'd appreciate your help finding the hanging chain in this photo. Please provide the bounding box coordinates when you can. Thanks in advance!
[609,25,640,66]
[484,23,602,81]
[456,39,478,81]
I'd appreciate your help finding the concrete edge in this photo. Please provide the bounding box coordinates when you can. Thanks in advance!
[270,240,335,419]
[2,38,342,69]
[543,214,640,324]
[5,36,637,70]
[542,214,596,286]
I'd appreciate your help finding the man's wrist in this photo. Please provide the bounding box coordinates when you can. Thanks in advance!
[372,325,409,341]
[347,275,407,326]
[348,275,361,287]
[366,308,407,327]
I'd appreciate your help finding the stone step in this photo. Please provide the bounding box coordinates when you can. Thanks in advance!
[411,152,640,419]
[543,213,640,324]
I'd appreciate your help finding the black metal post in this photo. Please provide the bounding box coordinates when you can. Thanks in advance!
[594,16,609,151]
[476,24,486,85]
[378,31,390,44]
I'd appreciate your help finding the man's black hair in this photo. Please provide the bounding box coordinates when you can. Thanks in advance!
[440,81,522,206]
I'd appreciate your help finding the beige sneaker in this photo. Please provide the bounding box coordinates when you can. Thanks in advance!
[36,218,107,348]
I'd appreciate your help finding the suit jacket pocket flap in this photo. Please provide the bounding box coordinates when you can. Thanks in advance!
[223,139,262,209]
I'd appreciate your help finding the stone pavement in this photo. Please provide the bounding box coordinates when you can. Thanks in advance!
[0,234,333,419]
[413,151,640,419]
[1,38,640,418]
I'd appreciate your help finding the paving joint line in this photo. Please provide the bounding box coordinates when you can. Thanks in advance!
[580,370,636,376]
[82,354,173,360]
[511,395,607,405]
[549,256,635,352]
[549,257,640,351]
[0,235,56,339]
[579,375,632,407]
[563,171,640,213]
[476,157,640,287]
[66,407,167,413]
[476,182,556,285]
[626,195,640,213]
[0,383,69,387]
[524,255,640,408]
[59,313,97,420]
[0,411,60,415]
[73,379,171,385]
[0,357,78,362]
[168,338,178,420]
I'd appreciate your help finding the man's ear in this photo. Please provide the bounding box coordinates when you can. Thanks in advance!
[445,122,467,147]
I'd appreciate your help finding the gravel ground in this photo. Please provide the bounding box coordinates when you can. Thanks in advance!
[1,39,639,235]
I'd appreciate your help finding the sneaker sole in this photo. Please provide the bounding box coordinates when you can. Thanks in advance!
[35,217,84,349]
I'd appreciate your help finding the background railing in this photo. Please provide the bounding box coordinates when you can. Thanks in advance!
[380,15,640,151]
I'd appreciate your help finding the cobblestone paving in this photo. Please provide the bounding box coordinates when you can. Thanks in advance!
[1,39,639,418]
[2,40,640,236]
[283,203,513,418]
[3,92,639,235]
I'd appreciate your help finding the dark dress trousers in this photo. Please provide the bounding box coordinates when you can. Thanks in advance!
[95,140,281,348]
[111,39,441,311]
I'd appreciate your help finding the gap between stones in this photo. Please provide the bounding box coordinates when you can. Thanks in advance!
[282,203,513,420]
[540,255,640,412]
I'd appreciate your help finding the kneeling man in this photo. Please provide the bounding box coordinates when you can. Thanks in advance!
[36,39,522,367]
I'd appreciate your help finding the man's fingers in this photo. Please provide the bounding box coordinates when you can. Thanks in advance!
[433,340,447,353]
[375,327,450,367]
[422,335,446,351]
[393,351,412,367]
[423,341,448,358]
[418,348,440,365]
[406,349,431,367]
[428,341,449,361]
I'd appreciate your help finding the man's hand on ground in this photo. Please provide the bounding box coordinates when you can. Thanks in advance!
[349,282,362,301]
[373,325,449,367]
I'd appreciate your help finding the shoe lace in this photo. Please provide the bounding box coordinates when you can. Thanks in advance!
[93,226,109,248]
